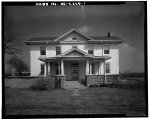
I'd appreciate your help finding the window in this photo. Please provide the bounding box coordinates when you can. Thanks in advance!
[41,64,45,75]
[105,63,110,73]
[40,46,46,55]
[72,37,77,40]
[104,47,110,54]
[104,49,109,54]
[56,46,61,55]
[88,50,93,55]
[72,45,77,49]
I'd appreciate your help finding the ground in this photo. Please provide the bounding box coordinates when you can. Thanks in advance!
[5,87,146,116]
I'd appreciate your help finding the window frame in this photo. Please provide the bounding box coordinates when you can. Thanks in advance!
[56,46,61,55]
[88,50,94,55]
[105,62,110,74]
[41,64,45,75]
[40,46,46,55]
[104,46,110,54]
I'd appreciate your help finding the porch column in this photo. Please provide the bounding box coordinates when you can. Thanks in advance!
[58,61,61,75]
[90,61,92,74]
[48,62,51,76]
[86,59,89,74]
[44,61,47,77]
[104,59,107,83]
[98,61,101,74]
[61,59,64,75]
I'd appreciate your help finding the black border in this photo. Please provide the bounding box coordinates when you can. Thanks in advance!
[2,1,148,118]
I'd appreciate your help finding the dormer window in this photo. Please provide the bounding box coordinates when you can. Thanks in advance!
[72,37,77,40]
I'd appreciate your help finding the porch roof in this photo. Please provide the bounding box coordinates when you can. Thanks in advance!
[38,55,111,62]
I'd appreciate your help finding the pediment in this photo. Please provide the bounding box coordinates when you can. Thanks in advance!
[65,50,85,57]
[60,48,92,57]
[55,29,94,42]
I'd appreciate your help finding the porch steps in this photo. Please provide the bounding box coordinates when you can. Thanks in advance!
[64,81,86,89]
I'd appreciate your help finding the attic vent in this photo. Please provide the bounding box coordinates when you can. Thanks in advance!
[72,37,77,40]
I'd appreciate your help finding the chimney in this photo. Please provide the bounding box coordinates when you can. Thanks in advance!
[108,32,110,37]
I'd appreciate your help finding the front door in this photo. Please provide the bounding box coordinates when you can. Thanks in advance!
[71,63,79,81]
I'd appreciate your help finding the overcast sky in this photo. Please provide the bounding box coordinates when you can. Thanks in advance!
[4,2,145,73]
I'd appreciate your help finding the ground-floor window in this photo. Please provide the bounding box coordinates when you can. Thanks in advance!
[41,64,45,75]
[105,62,110,73]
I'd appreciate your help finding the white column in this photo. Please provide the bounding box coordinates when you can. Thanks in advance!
[44,62,47,77]
[98,61,101,74]
[86,59,89,74]
[90,61,92,74]
[104,59,107,83]
[58,61,60,75]
[101,60,104,75]
[48,62,51,76]
[61,60,64,75]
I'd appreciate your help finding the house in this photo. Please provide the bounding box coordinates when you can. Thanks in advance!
[25,29,123,88]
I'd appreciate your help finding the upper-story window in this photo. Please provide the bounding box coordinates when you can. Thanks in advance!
[105,62,110,73]
[88,50,93,55]
[56,46,61,55]
[104,47,110,54]
[40,46,46,55]
[72,37,77,40]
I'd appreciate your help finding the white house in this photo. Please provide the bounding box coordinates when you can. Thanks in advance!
[25,29,123,88]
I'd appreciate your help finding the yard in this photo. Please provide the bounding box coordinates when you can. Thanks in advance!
[5,86,146,116]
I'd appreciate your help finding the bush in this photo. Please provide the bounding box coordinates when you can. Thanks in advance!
[29,78,49,91]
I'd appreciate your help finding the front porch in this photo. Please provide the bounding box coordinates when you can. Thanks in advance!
[41,57,117,88]
[39,48,119,88]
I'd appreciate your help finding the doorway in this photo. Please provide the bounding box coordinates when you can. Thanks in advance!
[71,63,79,81]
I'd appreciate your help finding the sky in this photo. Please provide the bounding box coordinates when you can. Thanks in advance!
[4,1,145,73]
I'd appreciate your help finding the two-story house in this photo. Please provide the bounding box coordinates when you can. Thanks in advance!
[25,29,123,88]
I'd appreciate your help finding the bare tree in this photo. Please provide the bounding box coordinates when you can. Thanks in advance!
[4,14,22,56]
[4,28,22,56]
[7,56,29,76]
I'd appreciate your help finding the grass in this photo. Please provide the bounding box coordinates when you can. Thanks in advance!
[5,87,146,116]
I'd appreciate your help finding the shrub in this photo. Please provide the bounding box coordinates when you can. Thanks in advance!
[29,78,49,91]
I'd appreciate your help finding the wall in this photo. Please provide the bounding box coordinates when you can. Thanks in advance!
[30,46,44,76]
[29,32,120,76]
[104,44,119,74]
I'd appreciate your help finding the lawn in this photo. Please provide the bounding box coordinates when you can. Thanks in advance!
[5,87,146,116]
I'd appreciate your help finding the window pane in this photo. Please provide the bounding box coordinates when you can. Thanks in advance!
[88,50,93,54]
[41,64,44,75]
[56,46,61,55]
[106,63,110,73]
[104,50,109,54]
[40,46,46,55]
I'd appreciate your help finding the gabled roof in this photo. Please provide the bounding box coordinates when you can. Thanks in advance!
[54,29,95,41]
[59,48,93,57]
[25,29,123,45]
[28,37,57,41]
